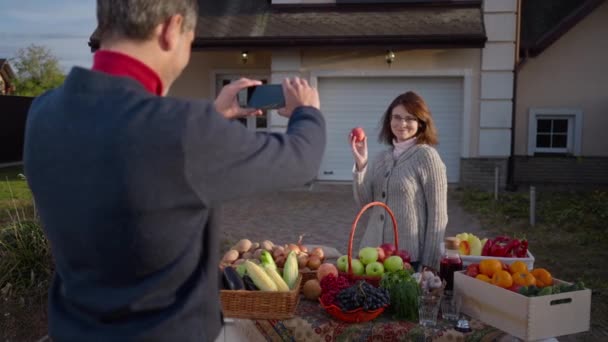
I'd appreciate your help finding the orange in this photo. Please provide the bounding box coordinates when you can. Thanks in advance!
[509,261,528,274]
[475,274,492,283]
[479,259,503,278]
[491,270,513,288]
[531,268,553,288]
[512,271,536,287]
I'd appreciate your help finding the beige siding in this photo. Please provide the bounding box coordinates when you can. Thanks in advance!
[515,1,608,156]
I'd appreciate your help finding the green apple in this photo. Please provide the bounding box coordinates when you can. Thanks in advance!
[383,255,404,272]
[358,247,378,265]
[365,261,384,277]
[351,259,365,275]
[336,255,349,272]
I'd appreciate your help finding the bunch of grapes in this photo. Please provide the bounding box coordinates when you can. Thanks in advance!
[335,281,390,312]
[320,274,351,305]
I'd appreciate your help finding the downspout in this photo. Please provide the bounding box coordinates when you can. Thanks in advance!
[506,0,524,191]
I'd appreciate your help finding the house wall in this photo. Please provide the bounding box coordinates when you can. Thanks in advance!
[514,1,608,185]
[169,51,272,99]
[515,1,608,157]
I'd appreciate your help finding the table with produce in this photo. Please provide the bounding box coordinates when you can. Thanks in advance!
[218,210,591,342]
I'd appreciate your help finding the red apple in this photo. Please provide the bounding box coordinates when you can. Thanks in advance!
[351,127,366,142]
[394,249,411,264]
[376,247,386,262]
[379,243,396,257]
[465,264,480,278]
[508,284,522,293]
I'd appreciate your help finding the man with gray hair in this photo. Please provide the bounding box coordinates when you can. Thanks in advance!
[23,1,325,341]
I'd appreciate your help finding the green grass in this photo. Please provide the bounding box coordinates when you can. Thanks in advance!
[456,188,608,341]
[0,166,33,225]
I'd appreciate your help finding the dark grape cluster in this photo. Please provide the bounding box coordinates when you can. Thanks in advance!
[320,274,351,305]
[335,281,390,312]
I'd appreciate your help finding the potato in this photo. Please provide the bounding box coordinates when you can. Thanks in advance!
[253,249,264,260]
[221,250,239,263]
[261,240,274,251]
[233,239,252,253]
[242,251,253,260]
[248,242,260,252]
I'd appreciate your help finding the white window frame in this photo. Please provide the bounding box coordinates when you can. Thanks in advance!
[527,108,583,156]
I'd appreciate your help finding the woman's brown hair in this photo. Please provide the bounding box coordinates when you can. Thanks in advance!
[378,91,439,146]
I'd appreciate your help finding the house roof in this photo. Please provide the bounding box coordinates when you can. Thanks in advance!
[89,0,486,50]
[520,0,605,57]
[0,58,16,80]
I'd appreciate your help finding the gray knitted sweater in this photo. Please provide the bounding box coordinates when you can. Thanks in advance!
[353,144,448,269]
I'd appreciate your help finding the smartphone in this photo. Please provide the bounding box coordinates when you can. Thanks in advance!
[247,85,285,110]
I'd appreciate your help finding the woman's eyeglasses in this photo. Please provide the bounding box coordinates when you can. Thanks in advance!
[391,115,418,123]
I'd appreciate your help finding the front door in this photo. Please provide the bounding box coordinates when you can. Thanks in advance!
[216,74,269,132]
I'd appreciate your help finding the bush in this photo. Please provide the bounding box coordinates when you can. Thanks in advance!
[0,180,53,299]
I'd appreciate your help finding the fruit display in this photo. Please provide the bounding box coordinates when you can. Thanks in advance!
[463,258,584,297]
[455,232,529,258]
[336,243,412,278]
[220,236,325,272]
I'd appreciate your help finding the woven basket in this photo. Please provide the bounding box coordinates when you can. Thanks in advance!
[220,275,302,320]
[341,201,400,287]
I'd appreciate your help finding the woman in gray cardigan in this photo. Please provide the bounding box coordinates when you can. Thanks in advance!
[350,91,448,270]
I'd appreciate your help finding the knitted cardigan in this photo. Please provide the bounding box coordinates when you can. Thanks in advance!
[353,144,448,269]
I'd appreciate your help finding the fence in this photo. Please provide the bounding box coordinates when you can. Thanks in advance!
[0,95,33,164]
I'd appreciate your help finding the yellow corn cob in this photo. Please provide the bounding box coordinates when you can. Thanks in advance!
[245,261,278,291]
[282,251,299,290]
[263,265,290,292]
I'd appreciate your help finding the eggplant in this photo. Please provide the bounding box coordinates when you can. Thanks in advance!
[242,275,259,291]
[222,267,245,290]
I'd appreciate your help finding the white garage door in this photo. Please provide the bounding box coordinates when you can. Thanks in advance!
[317,76,463,183]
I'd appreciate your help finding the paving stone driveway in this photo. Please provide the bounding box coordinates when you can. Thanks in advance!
[219,183,484,255]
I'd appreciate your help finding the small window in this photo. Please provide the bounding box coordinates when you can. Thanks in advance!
[528,108,582,156]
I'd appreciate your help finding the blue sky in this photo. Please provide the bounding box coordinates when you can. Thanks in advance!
[0,0,96,73]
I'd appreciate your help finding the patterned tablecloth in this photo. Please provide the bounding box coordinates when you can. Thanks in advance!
[232,298,509,342]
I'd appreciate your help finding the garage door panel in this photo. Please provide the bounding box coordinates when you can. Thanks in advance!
[317,77,463,182]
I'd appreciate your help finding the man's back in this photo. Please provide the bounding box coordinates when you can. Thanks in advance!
[24,67,325,341]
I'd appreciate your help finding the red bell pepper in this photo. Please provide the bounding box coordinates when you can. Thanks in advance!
[504,238,521,257]
[490,237,511,257]
[514,239,528,257]
[481,239,493,256]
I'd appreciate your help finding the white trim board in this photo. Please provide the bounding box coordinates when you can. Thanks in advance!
[309,68,474,158]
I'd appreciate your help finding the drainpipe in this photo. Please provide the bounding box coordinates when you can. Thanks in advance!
[506,0,523,191]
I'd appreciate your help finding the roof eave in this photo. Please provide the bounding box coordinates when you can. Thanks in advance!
[192,34,487,50]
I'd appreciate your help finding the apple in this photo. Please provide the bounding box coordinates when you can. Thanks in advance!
[376,247,386,262]
[350,259,365,276]
[383,255,404,272]
[508,284,522,293]
[379,243,396,257]
[458,241,471,255]
[358,247,379,265]
[336,255,349,272]
[465,264,480,278]
[351,127,366,142]
[394,249,411,264]
[365,261,384,277]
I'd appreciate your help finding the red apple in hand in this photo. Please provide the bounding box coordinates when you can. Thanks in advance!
[351,127,366,142]
[379,243,396,257]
